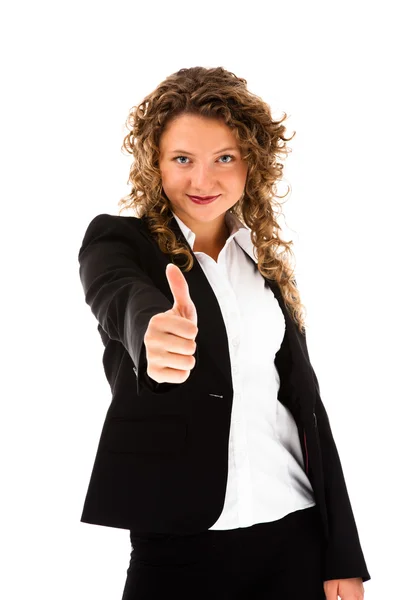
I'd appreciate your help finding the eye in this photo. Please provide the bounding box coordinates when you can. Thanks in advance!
[173,154,235,165]
[218,154,234,163]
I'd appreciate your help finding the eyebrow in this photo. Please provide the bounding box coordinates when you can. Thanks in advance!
[168,146,238,156]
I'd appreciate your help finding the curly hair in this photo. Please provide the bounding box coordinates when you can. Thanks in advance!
[118,66,307,335]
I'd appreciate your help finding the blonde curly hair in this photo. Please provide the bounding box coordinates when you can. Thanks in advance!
[118,66,307,335]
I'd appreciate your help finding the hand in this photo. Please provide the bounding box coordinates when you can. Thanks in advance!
[324,577,364,599]
[143,263,198,384]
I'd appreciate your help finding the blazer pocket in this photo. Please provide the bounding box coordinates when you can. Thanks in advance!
[103,416,187,454]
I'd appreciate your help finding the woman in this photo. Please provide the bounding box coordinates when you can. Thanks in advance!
[78,66,371,599]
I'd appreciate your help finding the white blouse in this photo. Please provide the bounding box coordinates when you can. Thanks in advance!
[171,209,316,530]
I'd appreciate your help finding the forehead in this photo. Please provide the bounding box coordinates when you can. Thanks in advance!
[160,114,238,151]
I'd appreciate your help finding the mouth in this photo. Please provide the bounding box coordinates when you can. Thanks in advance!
[187,194,220,205]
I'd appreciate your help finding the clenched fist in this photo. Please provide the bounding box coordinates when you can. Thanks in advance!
[143,263,199,384]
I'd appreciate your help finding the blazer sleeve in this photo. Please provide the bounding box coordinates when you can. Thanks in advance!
[311,367,371,583]
[78,213,189,395]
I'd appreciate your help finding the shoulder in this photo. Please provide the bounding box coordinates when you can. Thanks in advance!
[82,212,145,232]
[79,212,148,242]
[78,213,149,260]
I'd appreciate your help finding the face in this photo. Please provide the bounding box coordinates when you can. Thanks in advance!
[158,114,248,244]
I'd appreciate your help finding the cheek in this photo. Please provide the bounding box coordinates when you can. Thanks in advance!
[161,168,185,188]
[224,168,246,185]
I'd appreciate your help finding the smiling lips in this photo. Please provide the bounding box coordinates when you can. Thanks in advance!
[188,194,220,200]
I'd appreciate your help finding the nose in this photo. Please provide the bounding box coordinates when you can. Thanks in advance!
[190,163,217,191]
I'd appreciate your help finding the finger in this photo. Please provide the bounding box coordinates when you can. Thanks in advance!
[165,263,198,326]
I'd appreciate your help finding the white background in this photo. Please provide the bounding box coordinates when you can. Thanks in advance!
[1,1,415,598]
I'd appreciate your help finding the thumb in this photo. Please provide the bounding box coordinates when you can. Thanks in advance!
[165,263,198,326]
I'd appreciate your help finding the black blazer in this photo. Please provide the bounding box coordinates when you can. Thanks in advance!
[78,209,371,583]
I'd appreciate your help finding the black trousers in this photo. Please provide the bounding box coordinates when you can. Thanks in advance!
[121,505,326,599]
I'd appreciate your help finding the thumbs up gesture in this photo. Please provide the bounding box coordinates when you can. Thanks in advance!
[143,263,199,384]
